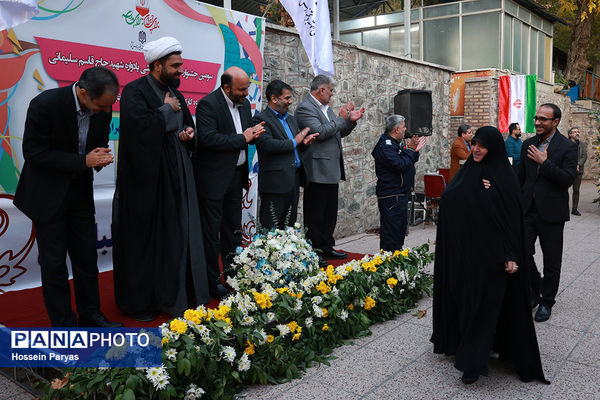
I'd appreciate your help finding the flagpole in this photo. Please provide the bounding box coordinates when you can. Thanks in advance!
[333,0,340,40]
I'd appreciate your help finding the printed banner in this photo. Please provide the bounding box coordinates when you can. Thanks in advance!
[0,0,265,293]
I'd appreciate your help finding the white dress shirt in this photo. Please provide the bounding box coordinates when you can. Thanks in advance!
[221,88,246,166]
[310,93,330,121]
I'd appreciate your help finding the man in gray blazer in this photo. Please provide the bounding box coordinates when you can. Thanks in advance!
[253,80,319,230]
[295,75,365,265]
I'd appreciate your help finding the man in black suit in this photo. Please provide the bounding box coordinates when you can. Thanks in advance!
[253,80,318,229]
[194,66,265,297]
[518,103,578,322]
[13,67,122,327]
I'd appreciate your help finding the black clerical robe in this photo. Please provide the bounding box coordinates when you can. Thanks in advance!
[113,74,209,317]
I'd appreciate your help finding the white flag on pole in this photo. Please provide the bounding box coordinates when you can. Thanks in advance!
[280,0,334,76]
[0,0,39,32]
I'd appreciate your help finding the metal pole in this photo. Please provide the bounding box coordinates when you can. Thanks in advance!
[333,0,340,40]
[404,0,411,57]
[223,0,231,9]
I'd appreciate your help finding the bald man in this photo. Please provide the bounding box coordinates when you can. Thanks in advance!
[194,67,265,298]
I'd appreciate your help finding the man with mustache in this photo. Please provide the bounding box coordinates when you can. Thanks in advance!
[113,37,209,321]
[505,122,522,175]
[194,66,265,298]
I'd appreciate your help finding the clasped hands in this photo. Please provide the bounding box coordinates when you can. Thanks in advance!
[86,147,113,168]
[505,260,519,274]
[243,121,266,143]
[339,102,365,122]
[294,127,319,145]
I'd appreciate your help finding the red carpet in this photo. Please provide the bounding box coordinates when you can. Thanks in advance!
[0,251,364,328]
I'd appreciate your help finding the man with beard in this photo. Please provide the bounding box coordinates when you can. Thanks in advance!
[505,122,522,175]
[252,80,319,229]
[113,37,209,321]
[568,127,587,216]
[518,103,578,322]
[194,66,265,298]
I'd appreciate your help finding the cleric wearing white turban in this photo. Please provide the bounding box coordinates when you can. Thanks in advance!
[143,36,183,64]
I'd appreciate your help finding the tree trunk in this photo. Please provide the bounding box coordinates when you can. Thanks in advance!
[564,0,593,85]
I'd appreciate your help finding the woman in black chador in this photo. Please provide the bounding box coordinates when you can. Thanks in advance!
[431,126,549,385]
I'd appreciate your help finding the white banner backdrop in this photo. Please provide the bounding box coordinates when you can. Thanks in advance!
[0,0,264,293]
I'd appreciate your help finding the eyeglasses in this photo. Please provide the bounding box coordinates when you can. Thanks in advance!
[533,116,554,122]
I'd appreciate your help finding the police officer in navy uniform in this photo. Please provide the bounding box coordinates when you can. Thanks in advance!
[372,115,427,251]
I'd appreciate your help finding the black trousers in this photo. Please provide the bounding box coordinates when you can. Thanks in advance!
[259,169,300,230]
[303,182,338,253]
[572,172,583,210]
[198,166,244,288]
[33,181,101,327]
[524,204,565,308]
[378,194,408,252]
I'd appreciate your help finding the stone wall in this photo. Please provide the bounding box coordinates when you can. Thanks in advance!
[263,23,453,238]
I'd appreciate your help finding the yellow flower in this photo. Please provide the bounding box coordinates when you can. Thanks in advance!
[346,265,353,272]
[161,337,168,347]
[253,291,273,309]
[212,304,231,321]
[244,341,255,355]
[322,307,328,318]
[347,304,354,310]
[267,335,275,343]
[364,296,376,311]
[297,326,302,333]
[322,324,329,331]
[373,256,383,265]
[276,287,289,294]
[170,318,188,334]
[292,333,301,341]
[393,250,401,257]
[183,309,202,324]
[315,281,331,294]
[287,321,299,333]
[387,277,398,288]
[400,249,409,257]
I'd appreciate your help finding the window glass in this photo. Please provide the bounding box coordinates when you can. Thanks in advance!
[423,3,459,18]
[391,24,421,58]
[537,32,545,79]
[513,18,522,72]
[522,24,529,73]
[503,14,512,69]
[462,12,501,69]
[424,17,459,68]
[529,29,537,75]
[462,0,500,13]
[340,32,362,46]
[363,28,390,52]
[339,16,374,31]
[504,0,518,15]
[377,12,404,26]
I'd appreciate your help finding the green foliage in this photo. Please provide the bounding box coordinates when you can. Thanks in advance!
[37,244,434,400]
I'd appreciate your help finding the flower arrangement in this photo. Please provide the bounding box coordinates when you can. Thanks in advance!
[39,226,433,400]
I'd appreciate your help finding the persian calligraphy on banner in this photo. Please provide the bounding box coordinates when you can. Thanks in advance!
[36,37,219,113]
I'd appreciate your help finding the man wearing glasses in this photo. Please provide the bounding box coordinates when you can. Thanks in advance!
[518,103,578,322]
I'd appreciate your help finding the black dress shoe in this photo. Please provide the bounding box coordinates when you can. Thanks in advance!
[79,313,124,328]
[572,209,581,216]
[324,249,347,259]
[534,304,551,322]
[210,283,229,299]
[461,372,479,384]
[529,296,539,309]
[131,311,155,322]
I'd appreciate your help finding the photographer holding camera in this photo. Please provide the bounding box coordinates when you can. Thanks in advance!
[372,115,427,251]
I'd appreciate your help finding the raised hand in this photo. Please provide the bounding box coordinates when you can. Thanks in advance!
[164,92,181,112]
[243,121,266,142]
[86,147,113,168]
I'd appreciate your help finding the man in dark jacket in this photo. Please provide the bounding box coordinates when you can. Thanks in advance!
[518,103,578,322]
[194,66,265,298]
[14,67,122,327]
[372,115,427,251]
[253,80,318,229]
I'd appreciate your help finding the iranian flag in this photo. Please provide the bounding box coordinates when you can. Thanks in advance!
[498,75,537,133]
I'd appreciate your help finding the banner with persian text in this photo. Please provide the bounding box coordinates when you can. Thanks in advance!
[0,0,264,292]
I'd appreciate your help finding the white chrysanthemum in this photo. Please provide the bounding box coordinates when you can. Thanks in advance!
[294,298,303,312]
[155,375,169,390]
[240,315,255,326]
[331,286,339,296]
[220,346,236,363]
[276,324,290,337]
[223,325,232,334]
[339,310,349,321]
[196,325,209,335]
[165,348,177,361]
[257,328,267,345]
[311,296,322,305]
[202,336,214,346]
[312,304,324,317]
[226,276,240,291]
[305,317,313,328]
[237,353,251,371]
[266,312,276,322]
[184,383,206,400]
